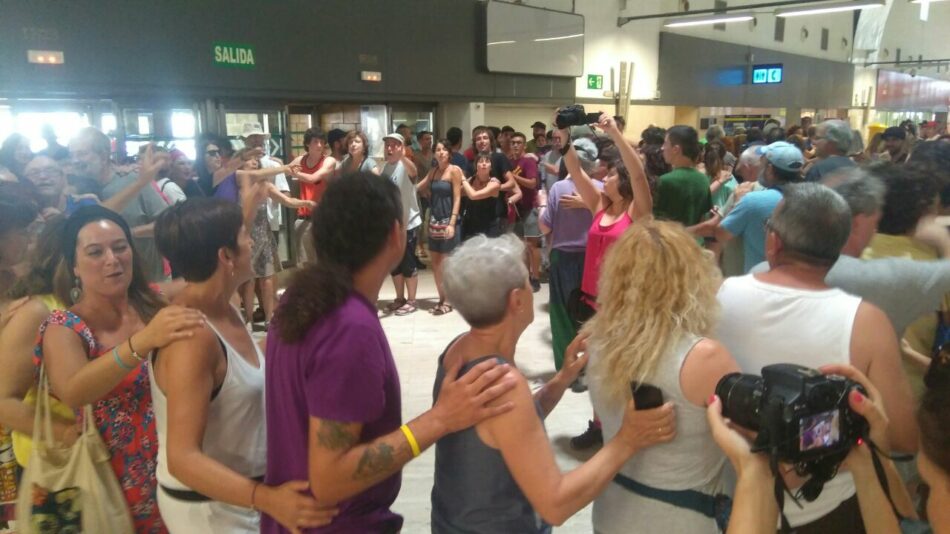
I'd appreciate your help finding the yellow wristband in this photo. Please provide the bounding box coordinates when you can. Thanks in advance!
[400,424,421,458]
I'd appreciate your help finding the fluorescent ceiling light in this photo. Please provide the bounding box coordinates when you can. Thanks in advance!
[911,0,949,3]
[487,40,516,46]
[776,0,885,17]
[533,33,583,42]
[664,12,755,28]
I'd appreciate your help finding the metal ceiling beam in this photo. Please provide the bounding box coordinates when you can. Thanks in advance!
[618,0,840,27]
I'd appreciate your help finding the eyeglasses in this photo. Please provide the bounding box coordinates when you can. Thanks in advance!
[206,149,221,157]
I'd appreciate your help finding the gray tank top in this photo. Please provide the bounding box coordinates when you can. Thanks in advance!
[430,351,551,534]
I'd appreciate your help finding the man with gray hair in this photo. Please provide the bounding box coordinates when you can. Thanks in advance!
[718,183,917,532]
[804,119,856,182]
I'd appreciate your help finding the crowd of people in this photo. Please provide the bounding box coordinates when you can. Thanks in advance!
[0,110,948,534]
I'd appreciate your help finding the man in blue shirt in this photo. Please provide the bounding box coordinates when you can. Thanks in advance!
[691,141,804,273]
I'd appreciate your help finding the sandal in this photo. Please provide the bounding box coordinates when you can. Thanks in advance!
[385,298,407,313]
[431,303,453,316]
[394,301,418,316]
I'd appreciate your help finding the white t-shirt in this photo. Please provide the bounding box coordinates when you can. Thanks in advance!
[716,274,862,527]
[261,156,288,232]
[156,178,187,205]
[382,160,421,231]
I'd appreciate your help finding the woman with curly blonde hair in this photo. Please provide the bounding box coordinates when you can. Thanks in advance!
[584,220,741,534]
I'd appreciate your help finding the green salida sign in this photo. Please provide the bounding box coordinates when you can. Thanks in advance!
[212,42,256,69]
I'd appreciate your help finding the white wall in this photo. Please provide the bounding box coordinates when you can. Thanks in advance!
[655,0,854,63]
[868,1,950,75]
[518,0,857,103]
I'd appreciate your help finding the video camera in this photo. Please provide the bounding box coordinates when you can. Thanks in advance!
[716,363,868,501]
[555,105,603,130]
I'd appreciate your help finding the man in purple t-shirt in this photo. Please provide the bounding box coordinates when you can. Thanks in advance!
[509,132,543,292]
[263,172,516,533]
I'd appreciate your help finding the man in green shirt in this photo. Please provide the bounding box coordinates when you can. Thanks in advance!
[654,125,711,227]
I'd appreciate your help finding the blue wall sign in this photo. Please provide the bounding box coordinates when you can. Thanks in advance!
[752,64,783,85]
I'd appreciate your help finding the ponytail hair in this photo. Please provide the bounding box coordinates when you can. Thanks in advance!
[274,172,402,342]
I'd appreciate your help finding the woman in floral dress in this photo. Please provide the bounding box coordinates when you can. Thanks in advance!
[34,206,203,532]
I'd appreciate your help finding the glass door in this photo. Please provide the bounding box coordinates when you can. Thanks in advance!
[0,98,113,157]
[120,108,199,160]
[223,109,286,160]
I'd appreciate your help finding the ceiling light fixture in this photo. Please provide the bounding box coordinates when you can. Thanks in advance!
[664,12,755,28]
[533,33,583,42]
[776,0,885,18]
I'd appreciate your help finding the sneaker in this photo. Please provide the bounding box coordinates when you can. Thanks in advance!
[570,421,603,450]
[530,277,541,293]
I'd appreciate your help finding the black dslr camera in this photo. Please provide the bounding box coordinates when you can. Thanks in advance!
[555,105,602,129]
[716,363,868,501]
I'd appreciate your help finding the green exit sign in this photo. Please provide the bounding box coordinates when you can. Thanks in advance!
[587,74,603,90]
[213,42,256,69]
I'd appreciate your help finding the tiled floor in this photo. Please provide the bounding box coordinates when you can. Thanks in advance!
[374,268,597,533]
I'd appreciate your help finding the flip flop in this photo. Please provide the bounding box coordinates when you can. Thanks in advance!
[394,302,417,316]
[385,298,407,312]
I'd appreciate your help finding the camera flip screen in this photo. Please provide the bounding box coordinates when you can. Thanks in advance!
[799,409,841,452]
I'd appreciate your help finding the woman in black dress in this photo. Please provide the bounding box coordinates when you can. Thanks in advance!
[461,152,513,240]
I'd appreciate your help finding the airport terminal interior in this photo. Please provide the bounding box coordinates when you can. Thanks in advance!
[2,1,950,533]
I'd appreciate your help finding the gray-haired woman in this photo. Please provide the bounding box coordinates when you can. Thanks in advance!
[430,234,676,533]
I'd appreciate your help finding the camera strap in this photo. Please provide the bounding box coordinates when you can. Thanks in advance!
[865,437,907,523]
[771,455,797,533]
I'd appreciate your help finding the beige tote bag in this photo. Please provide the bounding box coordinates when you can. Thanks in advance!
[16,366,134,533]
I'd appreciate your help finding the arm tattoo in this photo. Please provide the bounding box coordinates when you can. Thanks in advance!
[316,420,358,451]
[353,442,403,481]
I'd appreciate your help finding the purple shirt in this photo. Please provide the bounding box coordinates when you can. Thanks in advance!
[541,177,602,253]
[263,293,403,533]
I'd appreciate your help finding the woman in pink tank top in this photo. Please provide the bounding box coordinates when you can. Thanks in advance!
[556,113,654,450]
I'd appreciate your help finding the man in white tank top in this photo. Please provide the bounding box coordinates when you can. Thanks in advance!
[716,183,917,533]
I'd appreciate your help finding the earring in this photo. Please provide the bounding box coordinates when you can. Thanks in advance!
[69,277,83,304]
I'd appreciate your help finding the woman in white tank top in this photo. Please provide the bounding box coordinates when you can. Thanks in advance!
[584,220,742,534]
[152,198,336,533]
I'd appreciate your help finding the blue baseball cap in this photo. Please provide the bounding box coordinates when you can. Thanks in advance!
[756,141,804,173]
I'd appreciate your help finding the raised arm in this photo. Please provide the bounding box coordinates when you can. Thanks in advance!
[598,113,653,219]
[160,329,335,530]
[265,182,316,211]
[294,157,337,184]
[44,306,203,409]
[556,127,600,215]
[101,144,165,213]
[214,148,260,187]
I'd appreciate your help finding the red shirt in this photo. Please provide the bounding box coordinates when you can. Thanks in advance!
[298,154,327,218]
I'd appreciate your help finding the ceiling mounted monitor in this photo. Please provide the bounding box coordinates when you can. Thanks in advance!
[485,1,584,78]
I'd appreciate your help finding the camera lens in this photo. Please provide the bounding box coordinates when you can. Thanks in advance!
[715,373,765,431]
